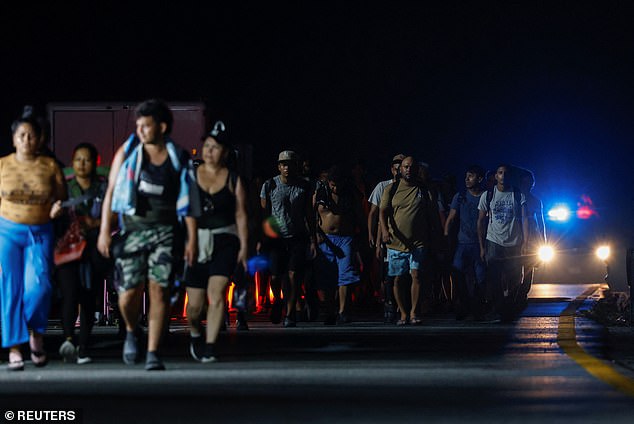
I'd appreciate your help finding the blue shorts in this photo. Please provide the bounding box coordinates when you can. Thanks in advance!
[315,235,360,288]
[387,247,425,277]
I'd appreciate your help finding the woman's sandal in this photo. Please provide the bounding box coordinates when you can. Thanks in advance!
[30,332,48,367]
[409,316,423,325]
[396,319,408,326]
[7,351,24,371]
[31,351,48,367]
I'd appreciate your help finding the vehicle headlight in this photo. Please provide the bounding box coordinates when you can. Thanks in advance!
[595,245,610,261]
[537,245,555,263]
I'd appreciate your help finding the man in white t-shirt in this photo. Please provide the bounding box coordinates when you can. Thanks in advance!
[477,164,528,320]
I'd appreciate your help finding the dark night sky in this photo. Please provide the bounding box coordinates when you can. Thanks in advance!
[1,2,633,216]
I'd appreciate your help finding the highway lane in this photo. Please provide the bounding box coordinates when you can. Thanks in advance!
[1,283,634,423]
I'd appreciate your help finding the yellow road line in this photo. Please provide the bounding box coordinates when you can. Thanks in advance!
[558,286,634,397]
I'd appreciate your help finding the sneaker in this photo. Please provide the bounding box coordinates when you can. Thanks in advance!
[189,335,205,362]
[77,355,93,365]
[145,351,165,371]
[76,346,92,365]
[201,344,217,363]
[336,313,350,325]
[283,317,296,328]
[58,339,76,363]
[123,332,138,365]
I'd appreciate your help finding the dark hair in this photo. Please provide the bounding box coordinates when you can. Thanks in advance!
[521,169,535,189]
[326,165,343,183]
[72,142,99,178]
[202,121,238,170]
[496,163,511,173]
[466,165,485,180]
[135,99,173,134]
[11,105,42,138]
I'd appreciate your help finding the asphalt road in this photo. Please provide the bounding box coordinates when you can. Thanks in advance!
[1,283,634,424]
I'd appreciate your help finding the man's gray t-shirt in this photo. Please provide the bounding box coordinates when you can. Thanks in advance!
[368,179,392,206]
[260,175,309,238]
[450,191,481,244]
[478,187,526,247]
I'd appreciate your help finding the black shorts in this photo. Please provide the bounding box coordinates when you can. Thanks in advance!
[185,233,240,289]
[264,236,308,278]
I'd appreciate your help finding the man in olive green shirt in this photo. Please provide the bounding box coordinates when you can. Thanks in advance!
[379,157,434,325]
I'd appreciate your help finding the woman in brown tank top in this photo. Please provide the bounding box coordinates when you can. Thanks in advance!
[0,110,66,371]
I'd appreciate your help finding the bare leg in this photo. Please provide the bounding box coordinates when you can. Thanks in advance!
[186,287,206,334]
[410,269,420,319]
[147,281,168,353]
[338,285,348,314]
[118,285,144,333]
[206,276,230,344]
[393,275,408,321]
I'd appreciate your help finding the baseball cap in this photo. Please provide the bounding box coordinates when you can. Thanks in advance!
[278,150,298,162]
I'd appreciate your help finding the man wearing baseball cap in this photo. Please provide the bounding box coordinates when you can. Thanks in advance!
[259,150,316,327]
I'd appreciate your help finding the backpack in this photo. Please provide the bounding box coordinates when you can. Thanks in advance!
[262,177,278,216]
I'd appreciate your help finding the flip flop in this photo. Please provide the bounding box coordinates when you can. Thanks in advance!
[7,351,24,371]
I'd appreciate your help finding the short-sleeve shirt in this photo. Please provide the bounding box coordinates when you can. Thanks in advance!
[260,175,309,238]
[449,191,481,244]
[0,153,66,225]
[379,180,430,252]
[478,187,526,247]
[368,179,392,206]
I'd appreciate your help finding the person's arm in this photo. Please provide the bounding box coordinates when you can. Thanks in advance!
[537,199,546,244]
[305,187,317,258]
[234,176,249,269]
[378,186,392,245]
[97,146,125,258]
[444,208,458,237]
[521,203,529,254]
[49,161,68,219]
[184,216,197,266]
[477,209,487,261]
[367,203,379,248]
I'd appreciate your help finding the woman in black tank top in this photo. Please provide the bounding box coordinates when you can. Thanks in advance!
[185,122,248,363]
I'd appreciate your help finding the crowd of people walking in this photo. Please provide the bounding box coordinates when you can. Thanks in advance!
[0,99,546,371]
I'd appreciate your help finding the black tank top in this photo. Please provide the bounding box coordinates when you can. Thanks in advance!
[126,158,178,229]
[197,172,236,230]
